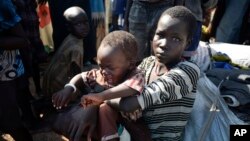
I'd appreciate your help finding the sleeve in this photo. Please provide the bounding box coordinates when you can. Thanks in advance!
[0,0,21,31]
[137,61,200,110]
[70,46,84,70]
[123,71,145,93]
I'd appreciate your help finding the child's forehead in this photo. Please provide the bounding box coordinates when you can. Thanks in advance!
[98,45,122,55]
[158,15,188,30]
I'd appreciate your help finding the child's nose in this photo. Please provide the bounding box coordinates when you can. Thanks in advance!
[158,38,167,47]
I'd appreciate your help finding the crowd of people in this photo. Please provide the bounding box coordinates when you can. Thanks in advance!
[0,0,249,141]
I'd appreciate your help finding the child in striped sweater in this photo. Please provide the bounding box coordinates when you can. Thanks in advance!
[96,6,201,141]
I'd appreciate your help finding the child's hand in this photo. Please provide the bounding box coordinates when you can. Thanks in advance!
[52,87,74,109]
[81,93,104,108]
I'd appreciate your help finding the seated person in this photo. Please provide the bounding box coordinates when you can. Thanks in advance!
[42,6,90,97]
[51,31,147,141]
[89,6,201,141]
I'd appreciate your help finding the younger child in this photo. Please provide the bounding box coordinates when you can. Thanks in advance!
[51,31,146,141]
[42,6,90,96]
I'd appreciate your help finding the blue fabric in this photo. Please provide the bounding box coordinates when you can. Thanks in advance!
[0,0,21,31]
[216,0,250,43]
[183,21,202,57]
[112,0,126,15]
[213,62,235,70]
[90,0,104,13]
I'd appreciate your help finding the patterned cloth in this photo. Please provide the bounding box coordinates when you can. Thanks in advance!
[42,34,84,96]
[83,68,145,141]
[137,56,200,141]
[0,0,24,81]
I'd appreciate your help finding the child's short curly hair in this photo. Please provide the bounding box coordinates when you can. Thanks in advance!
[161,6,197,40]
[99,30,138,64]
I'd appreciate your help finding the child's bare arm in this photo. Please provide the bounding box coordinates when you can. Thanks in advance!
[81,84,139,107]
[106,96,141,113]
[52,73,84,109]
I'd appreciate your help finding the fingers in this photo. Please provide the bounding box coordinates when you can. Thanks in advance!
[58,96,67,109]
[52,93,59,108]
[55,94,63,109]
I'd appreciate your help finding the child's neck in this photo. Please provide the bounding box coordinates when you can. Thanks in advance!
[154,62,168,76]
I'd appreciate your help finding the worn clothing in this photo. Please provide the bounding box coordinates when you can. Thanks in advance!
[48,0,96,62]
[95,69,145,141]
[0,75,26,130]
[137,56,200,140]
[0,0,21,31]
[13,0,46,59]
[0,0,24,81]
[52,68,145,141]
[0,49,25,81]
[81,68,145,93]
[43,34,84,96]
[13,0,40,44]
[0,1,33,140]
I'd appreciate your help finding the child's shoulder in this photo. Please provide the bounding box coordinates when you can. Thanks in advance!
[175,60,201,76]
[137,56,155,70]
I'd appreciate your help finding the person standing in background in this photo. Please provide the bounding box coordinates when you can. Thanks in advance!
[124,0,175,63]
[215,0,250,44]
[38,0,96,64]
[0,0,34,140]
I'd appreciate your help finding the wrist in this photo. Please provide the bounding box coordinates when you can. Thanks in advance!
[64,83,77,93]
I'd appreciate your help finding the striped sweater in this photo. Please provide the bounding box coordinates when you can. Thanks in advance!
[137,56,200,141]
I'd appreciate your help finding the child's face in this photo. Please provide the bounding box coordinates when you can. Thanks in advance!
[97,46,132,86]
[69,14,89,39]
[152,15,190,65]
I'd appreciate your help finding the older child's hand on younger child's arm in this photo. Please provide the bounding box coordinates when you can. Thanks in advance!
[52,86,75,109]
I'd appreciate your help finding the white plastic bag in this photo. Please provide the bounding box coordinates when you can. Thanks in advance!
[183,74,246,141]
